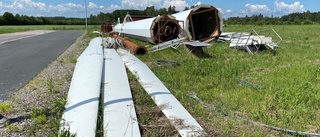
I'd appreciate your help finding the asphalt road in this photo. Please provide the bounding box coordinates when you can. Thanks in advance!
[0,30,84,101]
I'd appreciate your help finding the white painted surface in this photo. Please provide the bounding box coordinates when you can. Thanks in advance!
[78,37,103,61]
[60,37,103,137]
[183,41,212,47]
[114,17,156,43]
[172,9,192,40]
[102,48,141,137]
[117,48,206,137]
[172,9,192,30]
[230,38,253,48]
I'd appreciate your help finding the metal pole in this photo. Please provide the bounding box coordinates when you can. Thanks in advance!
[117,48,206,136]
[85,0,88,31]
[113,15,180,44]
[61,37,103,136]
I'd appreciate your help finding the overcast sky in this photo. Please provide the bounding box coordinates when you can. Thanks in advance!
[0,0,316,18]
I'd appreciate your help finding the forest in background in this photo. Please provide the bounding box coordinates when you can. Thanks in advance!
[0,5,319,26]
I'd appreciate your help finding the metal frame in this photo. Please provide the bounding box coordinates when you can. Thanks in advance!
[229,28,283,54]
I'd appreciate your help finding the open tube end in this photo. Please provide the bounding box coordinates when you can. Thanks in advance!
[151,15,181,44]
[188,5,222,41]
[134,46,148,55]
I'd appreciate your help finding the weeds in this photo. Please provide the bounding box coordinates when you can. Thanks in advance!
[46,77,56,93]
[58,128,77,137]
[96,89,104,137]
[66,54,78,63]
[65,72,73,82]
[53,95,67,116]
[27,107,50,136]
[5,123,22,132]
[0,103,11,114]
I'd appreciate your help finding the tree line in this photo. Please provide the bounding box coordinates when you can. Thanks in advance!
[0,12,86,25]
[225,10,319,25]
[1,6,319,26]
[0,5,180,25]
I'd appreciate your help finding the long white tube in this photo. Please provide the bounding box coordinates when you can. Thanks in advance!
[114,17,155,43]
[60,37,103,137]
[114,15,180,44]
[102,48,141,137]
[117,48,206,137]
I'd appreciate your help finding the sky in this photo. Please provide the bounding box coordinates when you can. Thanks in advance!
[0,0,318,18]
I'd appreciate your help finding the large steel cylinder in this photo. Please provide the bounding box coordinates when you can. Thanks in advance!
[114,15,180,44]
[172,4,223,41]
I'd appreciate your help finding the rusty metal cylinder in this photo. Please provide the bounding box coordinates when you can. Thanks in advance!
[101,23,113,33]
[101,24,106,33]
[112,33,148,55]
[106,23,112,32]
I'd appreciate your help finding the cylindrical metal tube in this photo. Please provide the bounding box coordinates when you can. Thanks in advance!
[172,4,223,41]
[112,33,148,55]
[101,24,106,33]
[106,22,113,33]
[114,15,180,44]
[61,37,103,137]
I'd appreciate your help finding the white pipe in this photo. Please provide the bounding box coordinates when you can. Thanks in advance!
[171,9,193,39]
[102,48,141,137]
[60,37,103,137]
[117,48,206,137]
[114,15,180,44]
[114,17,155,43]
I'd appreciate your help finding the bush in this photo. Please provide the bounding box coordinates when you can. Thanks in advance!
[303,20,313,25]
[294,20,301,25]
[255,20,264,26]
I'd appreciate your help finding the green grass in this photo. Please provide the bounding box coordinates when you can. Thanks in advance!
[0,25,86,34]
[5,25,319,136]
[0,103,11,114]
[133,25,320,136]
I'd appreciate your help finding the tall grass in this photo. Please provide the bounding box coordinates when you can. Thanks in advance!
[135,25,320,136]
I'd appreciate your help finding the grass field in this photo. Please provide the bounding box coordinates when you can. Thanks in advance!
[0,25,86,34]
[2,25,319,136]
[131,25,320,136]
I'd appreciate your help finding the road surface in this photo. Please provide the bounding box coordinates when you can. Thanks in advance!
[0,30,84,101]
